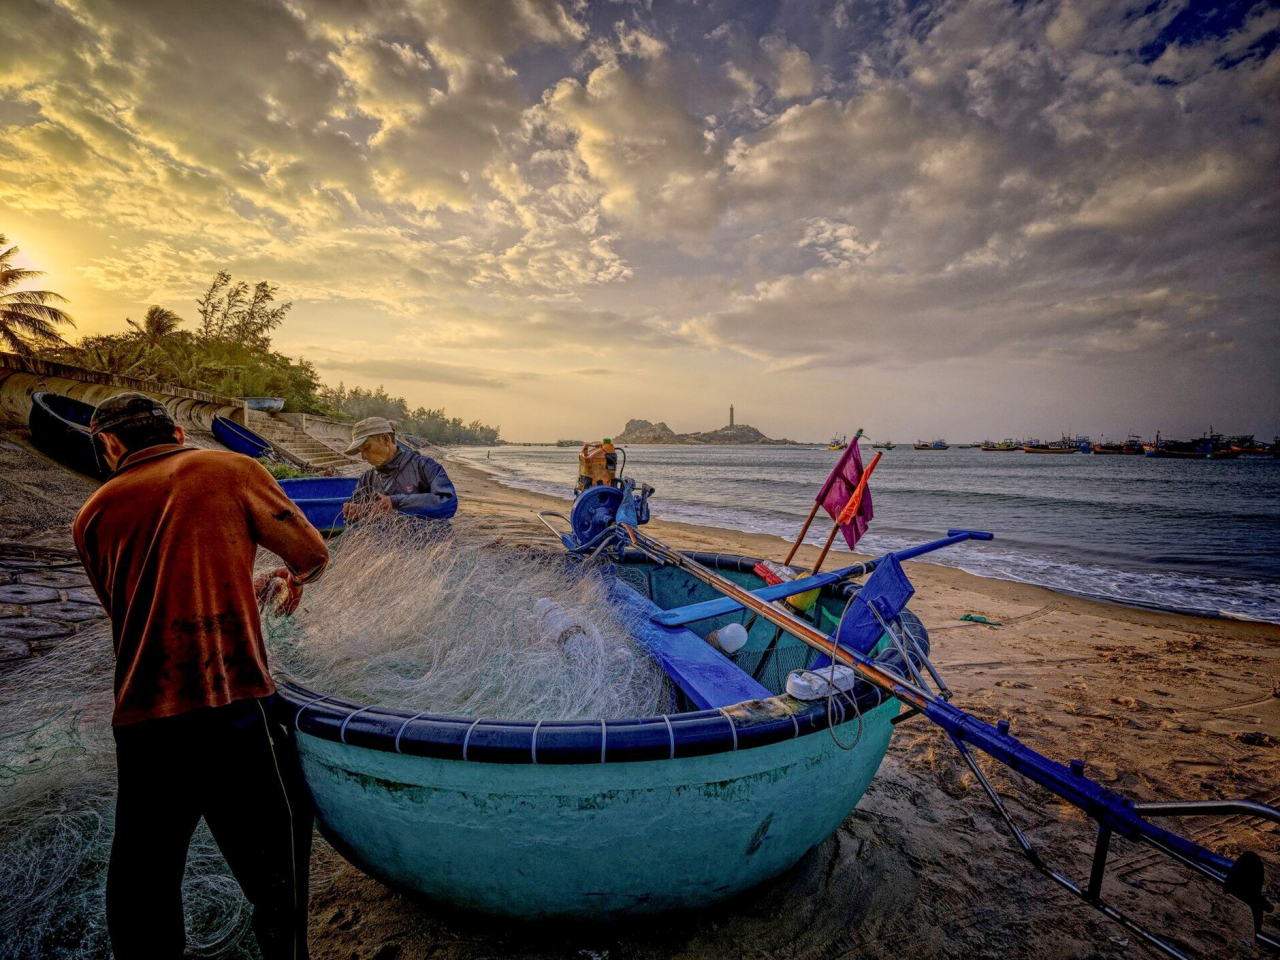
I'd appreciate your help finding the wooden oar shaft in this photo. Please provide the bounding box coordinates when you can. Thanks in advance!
[631,528,929,710]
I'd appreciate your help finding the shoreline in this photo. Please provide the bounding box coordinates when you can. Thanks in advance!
[445,455,1279,638]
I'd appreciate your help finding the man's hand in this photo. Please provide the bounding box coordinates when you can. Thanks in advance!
[253,567,304,616]
[342,494,394,521]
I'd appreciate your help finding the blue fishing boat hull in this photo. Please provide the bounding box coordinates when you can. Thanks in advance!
[28,391,106,480]
[212,415,271,458]
[275,554,913,919]
[296,705,895,919]
[277,476,358,534]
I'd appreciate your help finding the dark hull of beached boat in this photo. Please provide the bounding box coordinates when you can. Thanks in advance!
[211,415,271,458]
[273,550,917,920]
[28,391,107,480]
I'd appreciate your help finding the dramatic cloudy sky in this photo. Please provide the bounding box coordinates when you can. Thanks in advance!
[2,0,1276,441]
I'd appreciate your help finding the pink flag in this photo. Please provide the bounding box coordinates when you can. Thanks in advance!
[817,442,875,549]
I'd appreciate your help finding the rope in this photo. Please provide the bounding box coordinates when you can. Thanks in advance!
[824,589,864,751]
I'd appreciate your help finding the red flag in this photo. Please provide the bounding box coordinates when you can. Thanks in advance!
[817,443,876,549]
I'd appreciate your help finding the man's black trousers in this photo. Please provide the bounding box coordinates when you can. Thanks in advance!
[108,696,313,960]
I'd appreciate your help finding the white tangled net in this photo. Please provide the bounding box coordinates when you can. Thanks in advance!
[0,518,668,958]
[265,515,669,721]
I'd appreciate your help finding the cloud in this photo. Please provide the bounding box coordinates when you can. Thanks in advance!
[0,0,1276,437]
[320,356,515,388]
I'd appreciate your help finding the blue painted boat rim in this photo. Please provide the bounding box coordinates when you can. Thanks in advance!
[274,671,903,765]
[273,550,923,765]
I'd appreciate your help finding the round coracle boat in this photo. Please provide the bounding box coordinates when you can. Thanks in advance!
[272,551,921,920]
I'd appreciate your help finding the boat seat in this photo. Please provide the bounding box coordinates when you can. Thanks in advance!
[606,577,773,711]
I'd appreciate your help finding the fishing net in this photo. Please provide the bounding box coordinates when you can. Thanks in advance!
[265,516,669,721]
[0,627,254,960]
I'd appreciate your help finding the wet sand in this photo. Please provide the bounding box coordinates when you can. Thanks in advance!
[4,434,1277,958]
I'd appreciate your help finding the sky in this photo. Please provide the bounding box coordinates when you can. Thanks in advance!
[1,0,1277,443]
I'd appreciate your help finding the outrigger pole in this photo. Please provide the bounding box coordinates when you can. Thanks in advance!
[621,524,1278,959]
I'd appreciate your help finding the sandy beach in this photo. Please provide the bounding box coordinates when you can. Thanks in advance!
[3,437,1277,959]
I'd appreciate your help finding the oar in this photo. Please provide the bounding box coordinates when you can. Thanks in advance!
[651,529,993,627]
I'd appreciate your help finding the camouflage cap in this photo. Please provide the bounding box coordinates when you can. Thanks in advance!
[89,392,174,436]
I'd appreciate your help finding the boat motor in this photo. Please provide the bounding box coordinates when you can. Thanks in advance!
[538,478,655,554]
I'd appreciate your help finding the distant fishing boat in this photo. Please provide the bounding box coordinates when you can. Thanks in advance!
[1021,435,1082,454]
[913,439,949,450]
[211,415,271,458]
[826,434,848,450]
[979,439,1019,451]
[1091,435,1144,456]
[28,391,107,480]
[1144,429,1240,460]
[871,440,896,450]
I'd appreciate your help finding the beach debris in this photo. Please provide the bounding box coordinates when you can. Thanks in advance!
[959,613,1002,625]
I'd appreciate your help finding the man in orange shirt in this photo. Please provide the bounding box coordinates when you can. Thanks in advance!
[73,393,329,960]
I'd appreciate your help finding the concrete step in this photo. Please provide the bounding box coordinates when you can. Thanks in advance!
[245,412,359,472]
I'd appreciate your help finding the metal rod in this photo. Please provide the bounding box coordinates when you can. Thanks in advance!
[1133,800,1280,825]
[1088,826,1112,902]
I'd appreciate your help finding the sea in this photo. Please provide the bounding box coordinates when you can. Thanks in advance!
[450,445,1280,624]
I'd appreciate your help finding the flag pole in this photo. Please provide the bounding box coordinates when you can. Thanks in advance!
[810,451,881,574]
[782,428,862,565]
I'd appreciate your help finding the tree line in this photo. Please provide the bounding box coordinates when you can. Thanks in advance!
[0,237,500,444]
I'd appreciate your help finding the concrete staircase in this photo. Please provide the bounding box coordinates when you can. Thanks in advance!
[246,411,354,473]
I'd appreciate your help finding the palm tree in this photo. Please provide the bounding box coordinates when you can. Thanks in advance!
[126,305,183,348]
[0,234,75,356]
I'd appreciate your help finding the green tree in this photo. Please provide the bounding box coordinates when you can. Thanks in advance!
[126,305,183,348]
[0,234,75,356]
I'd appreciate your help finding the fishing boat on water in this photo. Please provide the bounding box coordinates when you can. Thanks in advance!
[1091,435,1145,455]
[979,439,1019,451]
[913,438,949,450]
[1144,429,1241,460]
[826,434,848,450]
[28,391,108,479]
[871,440,896,450]
[273,459,1280,952]
[1021,435,1085,454]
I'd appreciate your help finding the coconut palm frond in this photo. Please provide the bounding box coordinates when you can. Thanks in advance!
[0,266,46,291]
[0,298,75,327]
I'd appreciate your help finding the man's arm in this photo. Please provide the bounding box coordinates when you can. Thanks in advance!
[71,506,113,617]
[388,457,457,519]
[243,460,329,583]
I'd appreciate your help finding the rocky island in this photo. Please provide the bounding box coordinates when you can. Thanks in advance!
[615,417,798,445]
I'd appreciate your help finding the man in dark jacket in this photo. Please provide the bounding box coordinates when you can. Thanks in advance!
[73,392,329,960]
[341,416,458,521]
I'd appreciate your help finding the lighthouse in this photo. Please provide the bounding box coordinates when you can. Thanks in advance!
[729,404,734,427]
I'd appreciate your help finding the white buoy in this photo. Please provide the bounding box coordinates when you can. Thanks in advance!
[706,621,748,654]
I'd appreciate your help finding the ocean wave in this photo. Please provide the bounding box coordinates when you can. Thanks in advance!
[454,451,1280,624]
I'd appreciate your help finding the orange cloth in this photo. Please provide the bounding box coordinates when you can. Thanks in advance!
[73,444,329,726]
